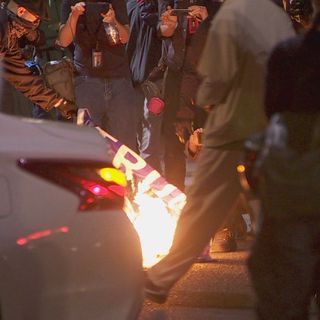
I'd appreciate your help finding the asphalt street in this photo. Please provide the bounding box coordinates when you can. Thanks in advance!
[138,240,319,320]
[138,240,256,320]
[138,161,319,320]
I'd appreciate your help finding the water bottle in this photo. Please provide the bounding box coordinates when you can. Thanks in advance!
[104,22,121,46]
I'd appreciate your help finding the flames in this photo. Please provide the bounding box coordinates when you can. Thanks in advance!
[125,184,184,268]
[76,108,186,267]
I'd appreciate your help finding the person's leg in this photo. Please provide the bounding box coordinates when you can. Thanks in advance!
[248,218,320,320]
[162,69,186,190]
[74,76,106,128]
[214,193,256,244]
[106,78,139,152]
[146,146,245,299]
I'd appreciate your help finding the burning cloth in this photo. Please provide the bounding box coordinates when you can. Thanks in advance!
[77,108,186,267]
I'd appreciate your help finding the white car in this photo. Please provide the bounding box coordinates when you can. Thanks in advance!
[0,112,143,320]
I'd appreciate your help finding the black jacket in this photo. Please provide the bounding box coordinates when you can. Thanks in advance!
[126,0,162,85]
[265,28,320,118]
[0,7,61,111]
[176,2,221,121]
[159,0,215,71]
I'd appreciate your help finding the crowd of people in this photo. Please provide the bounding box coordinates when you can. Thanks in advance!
[1,0,320,318]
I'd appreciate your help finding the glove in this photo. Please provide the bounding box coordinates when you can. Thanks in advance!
[55,99,77,120]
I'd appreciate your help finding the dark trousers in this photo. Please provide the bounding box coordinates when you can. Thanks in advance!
[136,86,164,174]
[248,216,320,320]
[32,104,65,121]
[75,76,139,152]
[162,68,186,190]
[148,145,247,291]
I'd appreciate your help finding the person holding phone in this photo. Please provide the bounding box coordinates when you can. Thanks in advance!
[126,0,163,172]
[58,1,139,151]
[149,0,213,192]
[144,0,295,304]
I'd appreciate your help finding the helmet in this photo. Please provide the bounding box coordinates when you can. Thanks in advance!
[14,0,49,21]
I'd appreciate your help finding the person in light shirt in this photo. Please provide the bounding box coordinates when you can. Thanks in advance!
[144,0,295,304]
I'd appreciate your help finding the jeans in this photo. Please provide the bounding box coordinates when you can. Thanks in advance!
[75,76,139,151]
[32,104,65,121]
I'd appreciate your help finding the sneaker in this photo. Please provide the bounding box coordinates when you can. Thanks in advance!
[196,243,215,263]
[196,253,215,263]
[144,271,168,304]
[211,228,237,253]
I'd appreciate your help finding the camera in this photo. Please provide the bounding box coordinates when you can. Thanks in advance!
[84,2,110,36]
[85,1,110,20]
[170,8,191,15]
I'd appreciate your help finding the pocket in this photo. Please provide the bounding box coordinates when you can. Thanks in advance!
[43,58,75,102]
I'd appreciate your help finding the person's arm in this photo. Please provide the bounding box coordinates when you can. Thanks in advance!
[21,29,46,47]
[102,4,129,44]
[58,1,84,48]
[185,128,203,159]
[2,50,76,118]
[159,8,177,37]
[197,12,241,107]
[188,5,208,22]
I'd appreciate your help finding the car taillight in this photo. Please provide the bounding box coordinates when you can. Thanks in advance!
[18,159,127,211]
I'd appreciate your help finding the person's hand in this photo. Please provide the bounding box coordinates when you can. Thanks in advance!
[70,2,85,18]
[161,6,178,28]
[188,5,208,21]
[188,128,203,155]
[175,120,192,144]
[102,5,116,24]
[203,104,214,113]
[55,99,78,120]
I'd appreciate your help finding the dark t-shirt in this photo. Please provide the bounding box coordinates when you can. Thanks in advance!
[61,0,130,78]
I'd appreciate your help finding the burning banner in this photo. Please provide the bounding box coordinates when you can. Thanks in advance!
[77,109,186,267]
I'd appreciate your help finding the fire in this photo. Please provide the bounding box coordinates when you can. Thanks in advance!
[125,186,183,268]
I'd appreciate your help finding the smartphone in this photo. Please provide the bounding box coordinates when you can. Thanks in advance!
[85,2,110,19]
[170,8,191,16]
